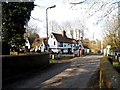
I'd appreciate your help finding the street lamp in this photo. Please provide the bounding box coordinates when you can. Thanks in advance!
[46,5,56,39]
[46,5,56,51]
[33,4,56,51]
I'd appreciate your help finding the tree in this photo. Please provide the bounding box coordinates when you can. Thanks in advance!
[88,40,101,53]
[83,38,101,53]
[83,38,89,48]
[103,18,120,51]
[2,1,34,54]
[68,0,120,23]
[70,30,74,39]
[67,0,120,52]
[24,25,39,38]
[49,20,61,34]
[25,31,40,49]
[61,21,73,38]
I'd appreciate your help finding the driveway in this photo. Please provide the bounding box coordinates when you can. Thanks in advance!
[3,55,102,89]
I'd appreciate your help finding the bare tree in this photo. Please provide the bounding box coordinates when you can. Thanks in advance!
[60,21,73,38]
[49,20,61,34]
[24,25,39,38]
[65,0,120,25]
[73,20,86,39]
[103,17,120,51]
[75,29,77,40]
[70,30,74,39]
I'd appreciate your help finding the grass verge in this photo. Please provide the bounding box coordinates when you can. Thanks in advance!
[49,55,74,64]
[113,62,120,73]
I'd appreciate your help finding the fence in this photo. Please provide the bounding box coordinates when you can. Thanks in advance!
[114,52,120,62]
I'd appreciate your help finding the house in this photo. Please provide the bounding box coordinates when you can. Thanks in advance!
[25,37,36,50]
[25,37,42,52]
[25,38,31,49]
[76,38,84,50]
[37,38,48,52]
[48,30,84,54]
[74,38,85,56]
[28,37,47,52]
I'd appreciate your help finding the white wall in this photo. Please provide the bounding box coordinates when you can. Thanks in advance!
[62,43,71,48]
[40,42,45,52]
[71,43,75,53]
[25,38,30,49]
[48,34,58,48]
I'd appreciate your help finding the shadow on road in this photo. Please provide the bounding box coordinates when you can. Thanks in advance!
[3,62,71,88]
[3,55,102,88]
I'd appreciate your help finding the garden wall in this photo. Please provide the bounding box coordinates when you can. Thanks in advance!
[2,53,50,80]
[100,57,120,89]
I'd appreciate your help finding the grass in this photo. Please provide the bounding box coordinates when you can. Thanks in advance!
[49,55,74,64]
[55,56,74,60]
[113,62,120,67]
[49,59,58,63]
[113,62,120,73]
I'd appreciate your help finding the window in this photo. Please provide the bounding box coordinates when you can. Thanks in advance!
[59,42,63,47]
[54,41,55,45]
[51,35,53,38]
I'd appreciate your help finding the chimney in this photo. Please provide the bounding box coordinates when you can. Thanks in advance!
[62,30,67,37]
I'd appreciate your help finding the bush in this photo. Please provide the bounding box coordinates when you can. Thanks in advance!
[2,41,10,55]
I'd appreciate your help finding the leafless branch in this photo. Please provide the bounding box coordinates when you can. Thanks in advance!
[31,16,43,22]
[70,0,87,5]
[85,1,97,14]
[96,5,119,24]
[34,4,46,8]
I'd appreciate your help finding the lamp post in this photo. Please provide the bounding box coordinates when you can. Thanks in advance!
[33,4,56,51]
[46,5,56,39]
[46,5,56,51]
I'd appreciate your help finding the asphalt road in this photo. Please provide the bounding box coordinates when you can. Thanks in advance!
[3,55,102,89]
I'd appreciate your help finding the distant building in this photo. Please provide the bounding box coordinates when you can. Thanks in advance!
[37,38,48,52]
[25,38,31,49]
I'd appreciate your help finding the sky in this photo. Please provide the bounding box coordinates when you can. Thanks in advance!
[28,0,119,40]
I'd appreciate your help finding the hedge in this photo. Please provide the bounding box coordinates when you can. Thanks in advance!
[2,52,50,80]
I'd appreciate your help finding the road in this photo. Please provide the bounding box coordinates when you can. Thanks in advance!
[3,55,102,89]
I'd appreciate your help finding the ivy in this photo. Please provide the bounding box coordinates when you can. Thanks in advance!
[2,2,34,49]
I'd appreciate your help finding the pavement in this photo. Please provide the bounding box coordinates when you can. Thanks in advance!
[3,55,102,89]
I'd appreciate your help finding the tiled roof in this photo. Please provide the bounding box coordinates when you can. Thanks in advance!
[52,33,75,43]
[37,38,48,46]
[33,38,48,46]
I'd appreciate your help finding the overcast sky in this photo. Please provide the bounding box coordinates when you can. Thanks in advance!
[28,0,119,40]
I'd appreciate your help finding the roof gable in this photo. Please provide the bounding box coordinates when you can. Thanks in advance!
[52,33,75,43]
